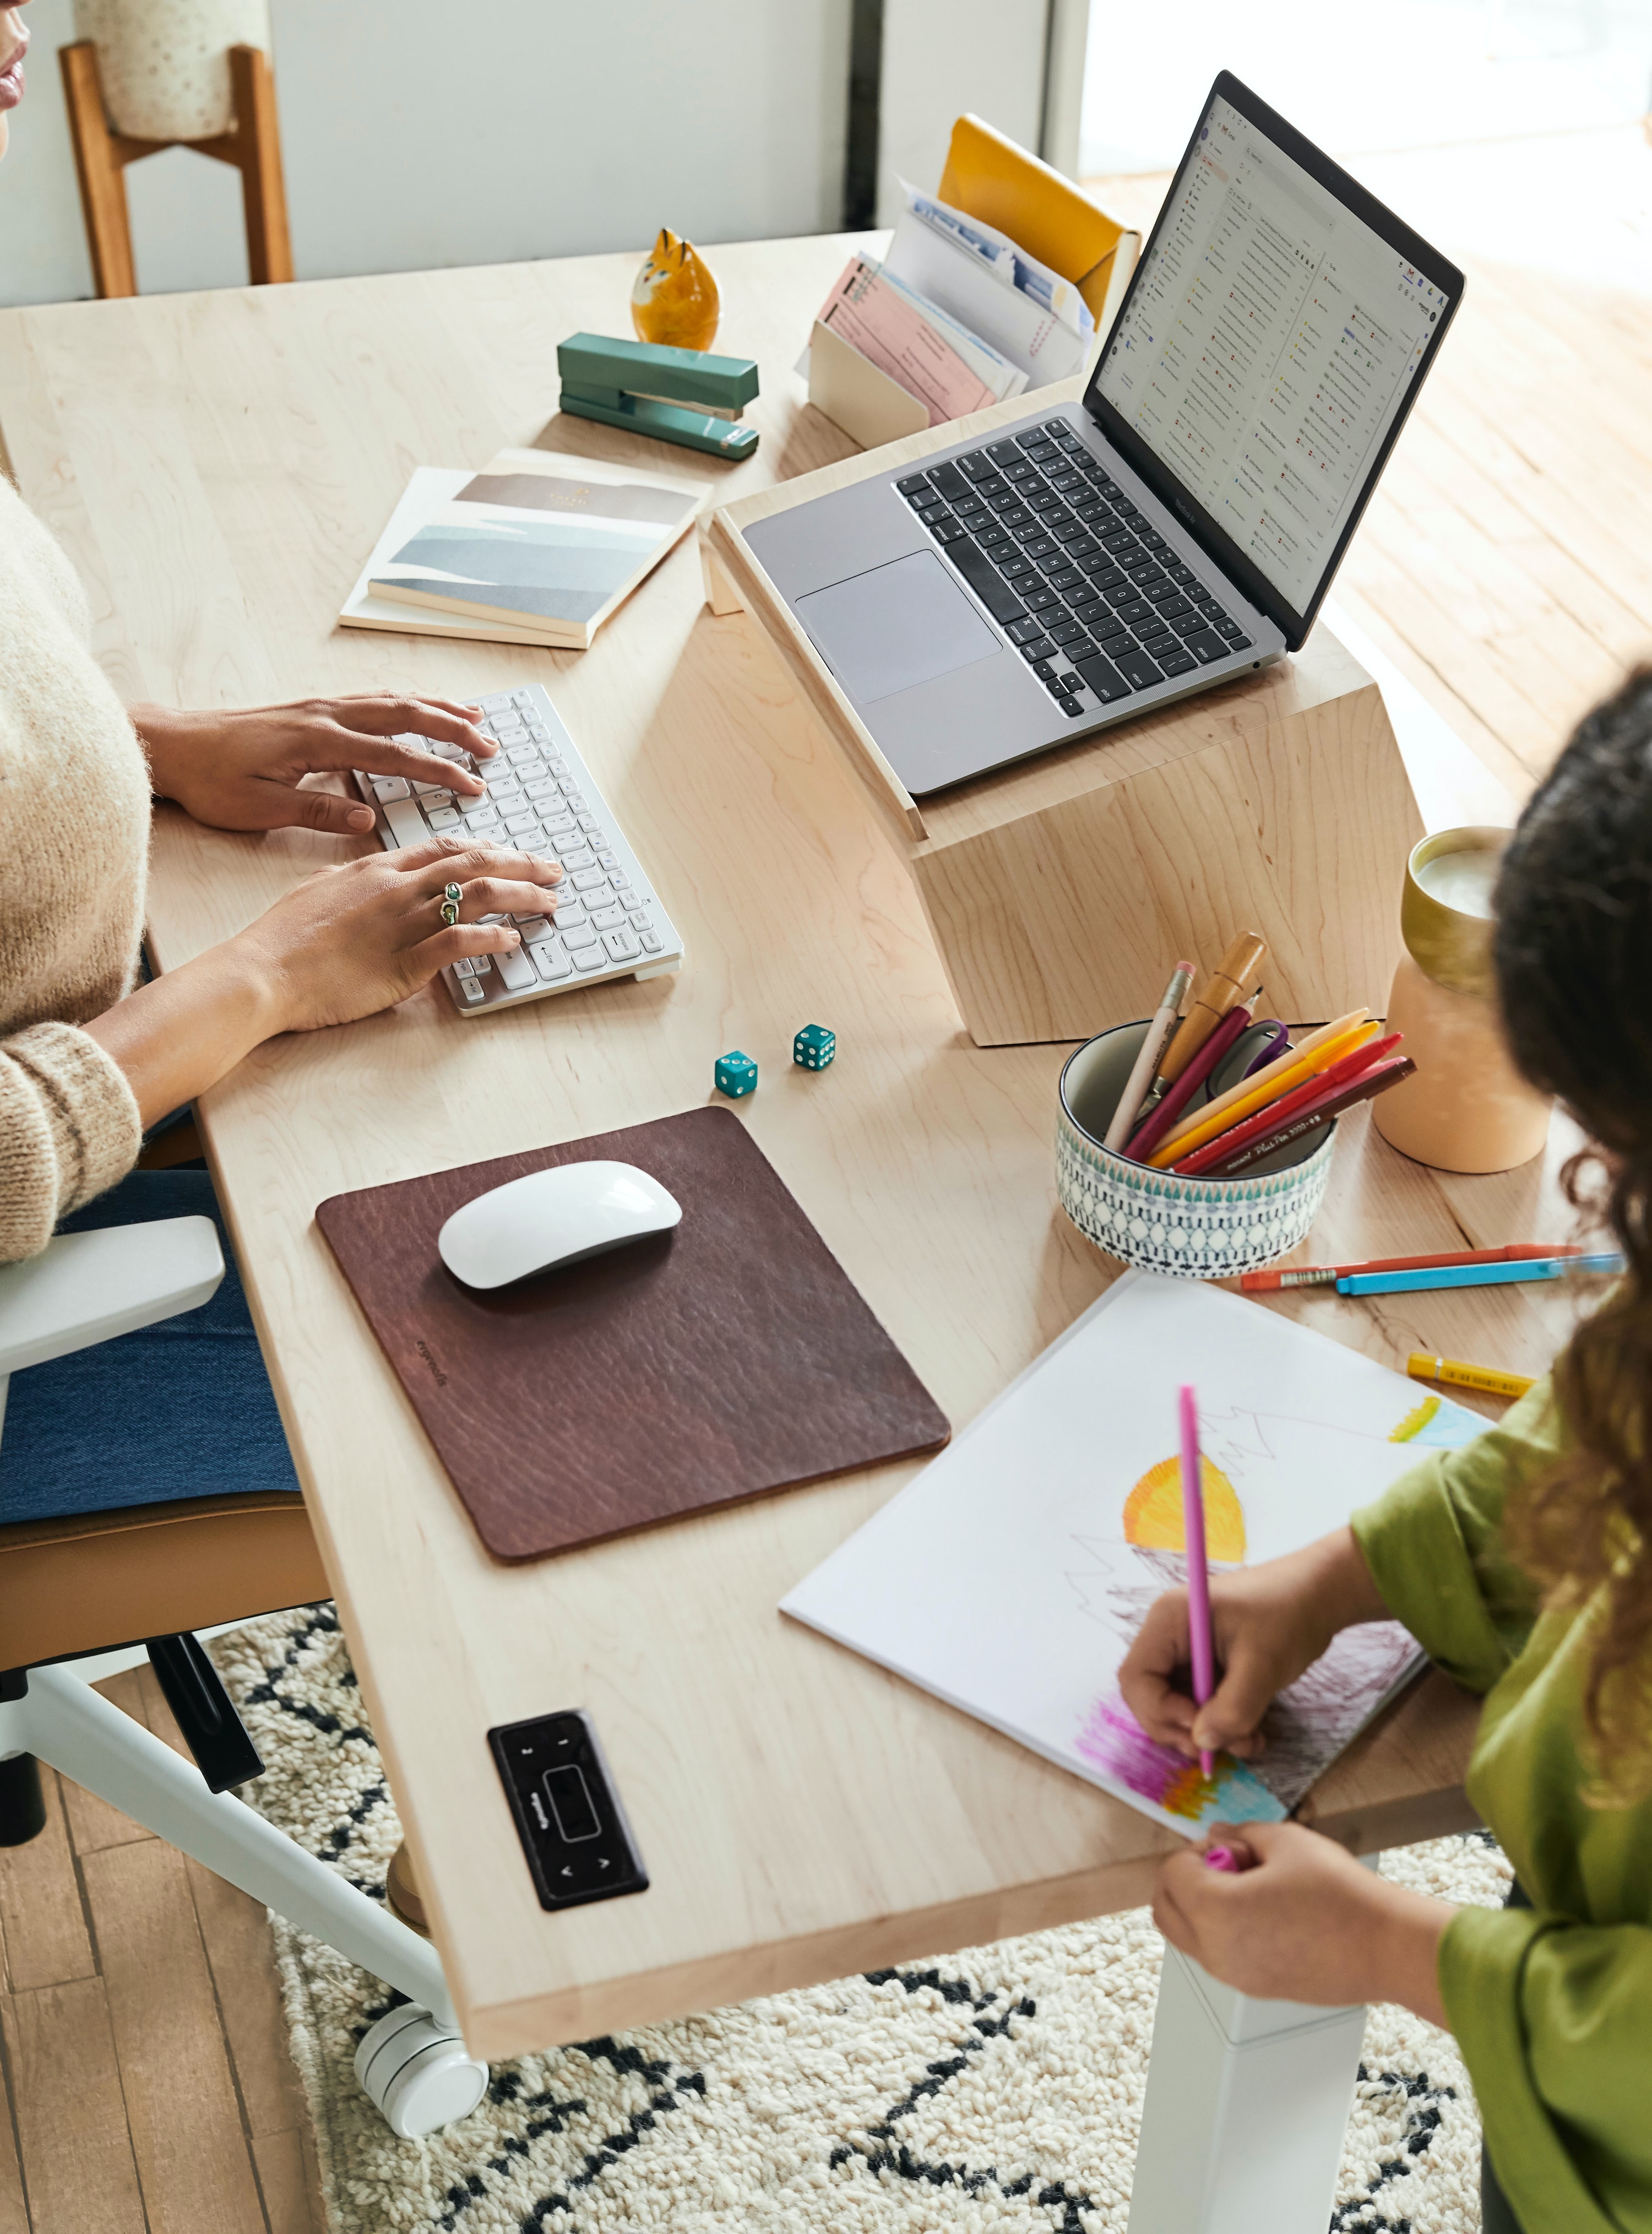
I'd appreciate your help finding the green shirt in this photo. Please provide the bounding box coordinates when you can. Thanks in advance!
[1353,1378,1652,2234]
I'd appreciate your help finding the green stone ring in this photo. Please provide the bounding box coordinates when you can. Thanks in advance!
[439,881,463,929]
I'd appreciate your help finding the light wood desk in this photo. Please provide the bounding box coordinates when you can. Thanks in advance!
[0,236,1591,2067]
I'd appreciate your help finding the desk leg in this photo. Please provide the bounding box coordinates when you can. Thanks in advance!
[1127,1943,1365,2233]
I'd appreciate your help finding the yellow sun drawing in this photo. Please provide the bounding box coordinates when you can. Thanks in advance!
[1123,1455,1247,1563]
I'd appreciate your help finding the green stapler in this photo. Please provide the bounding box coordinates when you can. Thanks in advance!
[556,333,760,460]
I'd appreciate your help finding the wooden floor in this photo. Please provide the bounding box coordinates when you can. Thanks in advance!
[0,1667,325,2234]
[3,127,1650,2234]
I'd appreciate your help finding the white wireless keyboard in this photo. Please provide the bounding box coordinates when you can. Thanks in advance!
[354,684,684,1016]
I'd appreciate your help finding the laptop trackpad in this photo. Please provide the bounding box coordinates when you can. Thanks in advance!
[794,550,1001,705]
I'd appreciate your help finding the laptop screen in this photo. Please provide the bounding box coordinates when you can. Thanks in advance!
[1088,77,1461,639]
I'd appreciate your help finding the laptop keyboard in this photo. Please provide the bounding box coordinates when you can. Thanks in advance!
[895,417,1255,719]
[355,684,684,1015]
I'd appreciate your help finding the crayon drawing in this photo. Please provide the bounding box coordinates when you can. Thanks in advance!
[781,1272,1491,1840]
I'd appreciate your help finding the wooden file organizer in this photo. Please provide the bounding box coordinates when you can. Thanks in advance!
[702,380,1423,1046]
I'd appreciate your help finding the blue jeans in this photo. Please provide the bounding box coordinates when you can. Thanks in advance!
[0,1168,299,1522]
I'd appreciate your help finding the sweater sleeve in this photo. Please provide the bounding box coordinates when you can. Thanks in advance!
[1442,1902,1652,2233]
[0,1020,143,1260]
[1350,1381,1556,1694]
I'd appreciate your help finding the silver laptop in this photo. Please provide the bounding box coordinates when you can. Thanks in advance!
[747,73,1463,798]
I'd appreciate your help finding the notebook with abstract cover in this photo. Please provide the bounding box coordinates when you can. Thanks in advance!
[362,448,703,650]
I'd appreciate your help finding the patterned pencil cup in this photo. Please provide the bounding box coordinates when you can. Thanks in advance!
[1056,1020,1336,1279]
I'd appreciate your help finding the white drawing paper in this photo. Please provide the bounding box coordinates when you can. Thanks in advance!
[781,1271,1488,1837]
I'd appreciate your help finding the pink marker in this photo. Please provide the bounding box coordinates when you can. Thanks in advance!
[1179,1381,1216,1778]
[1203,1845,1240,1873]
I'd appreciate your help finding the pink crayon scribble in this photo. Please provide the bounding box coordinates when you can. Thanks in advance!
[1074,1693,1214,1819]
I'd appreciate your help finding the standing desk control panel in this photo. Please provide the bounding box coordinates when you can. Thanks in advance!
[487,1710,649,1911]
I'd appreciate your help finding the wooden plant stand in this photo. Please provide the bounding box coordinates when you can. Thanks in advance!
[59,39,293,298]
[703,382,1422,1045]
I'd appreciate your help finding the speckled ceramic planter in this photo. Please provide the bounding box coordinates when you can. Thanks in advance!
[1057,1020,1335,1279]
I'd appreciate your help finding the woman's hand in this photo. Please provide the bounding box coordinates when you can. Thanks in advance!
[1118,1526,1390,1762]
[86,835,562,1125]
[1154,1821,1453,2022]
[132,694,503,837]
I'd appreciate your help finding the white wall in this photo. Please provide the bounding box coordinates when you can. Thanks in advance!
[873,0,1052,224]
[0,0,854,308]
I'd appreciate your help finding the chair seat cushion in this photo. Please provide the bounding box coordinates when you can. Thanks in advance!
[0,1168,299,1522]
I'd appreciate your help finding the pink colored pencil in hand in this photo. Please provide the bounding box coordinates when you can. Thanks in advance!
[1179,1382,1216,1778]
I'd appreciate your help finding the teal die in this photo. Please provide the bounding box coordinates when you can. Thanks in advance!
[793,1023,836,1071]
[715,1050,758,1099]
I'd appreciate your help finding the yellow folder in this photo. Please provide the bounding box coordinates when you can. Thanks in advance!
[937,113,1140,337]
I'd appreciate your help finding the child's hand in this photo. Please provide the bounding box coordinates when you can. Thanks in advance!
[1118,1526,1390,1760]
[1153,1821,1452,2022]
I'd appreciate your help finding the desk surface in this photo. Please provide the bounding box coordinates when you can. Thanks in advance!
[0,235,1597,2061]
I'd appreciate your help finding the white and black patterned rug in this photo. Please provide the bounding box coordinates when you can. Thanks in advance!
[209,1606,1507,2234]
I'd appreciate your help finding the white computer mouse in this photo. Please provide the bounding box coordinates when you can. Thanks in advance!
[437,1160,682,1290]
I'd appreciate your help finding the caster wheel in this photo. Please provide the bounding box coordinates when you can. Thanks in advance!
[354,2004,488,2137]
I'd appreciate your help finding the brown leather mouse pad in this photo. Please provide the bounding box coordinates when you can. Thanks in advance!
[316,1107,949,1561]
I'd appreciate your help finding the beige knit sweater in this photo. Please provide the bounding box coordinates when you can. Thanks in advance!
[0,474,151,1261]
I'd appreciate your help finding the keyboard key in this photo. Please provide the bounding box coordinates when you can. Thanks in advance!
[570,867,608,892]
[1044,674,1070,697]
[896,471,931,496]
[640,930,663,953]
[1114,599,1153,626]
[977,522,1009,548]
[602,928,642,963]
[1095,630,1137,659]
[1007,614,1046,645]
[1024,585,1059,612]
[1023,536,1057,561]
[371,777,410,802]
[1184,630,1230,664]
[1168,563,1197,585]
[561,922,598,949]
[957,449,993,480]
[1214,617,1245,640]
[928,462,970,504]
[986,438,1021,465]
[589,903,627,931]
[1051,519,1090,546]
[1058,695,1084,717]
[458,974,486,1004]
[948,539,1028,623]
[1171,609,1211,638]
[1023,441,1059,464]
[534,945,574,982]
[572,946,607,973]
[1228,634,1254,652]
[1049,620,1088,646]
[1056,671,1082,693]
[1073,652,1131,704]
[1115,647,1166,690]
[998,554,1036,583]
[426,806,461,831]
[1018,635,1056,661]
[1135,614,1171,642]
[494,945,537,993]
[1159,597,1194,622]
[916,503,947,528]
[1158,648,1198,676]
[1101,528,1138,554]
[1031,657,1057,679]
[932,518,966,544]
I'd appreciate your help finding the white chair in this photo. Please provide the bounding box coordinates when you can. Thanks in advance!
[0,1216,487,2137]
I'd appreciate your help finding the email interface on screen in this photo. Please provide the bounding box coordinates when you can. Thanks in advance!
[1096,95,1450,614]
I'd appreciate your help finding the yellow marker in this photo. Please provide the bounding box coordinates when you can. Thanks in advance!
[1148,1016,1378,1168]
[1408,1353,1536,1402]
[1146,1008,1370,1164]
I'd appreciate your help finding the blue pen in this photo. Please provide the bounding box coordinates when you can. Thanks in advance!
[1337,1253,1624,1297]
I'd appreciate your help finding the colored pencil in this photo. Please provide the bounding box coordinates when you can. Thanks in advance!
[1178,1382,1216,1780]
[1241,1245,1588,1293]
[1146,1007,1370,1165]
[1159,931,1267,1085]
[1171,1033,1402,1176]
[1338,1251,1624,1296]
[1148,1016,1380,1169]
[1124,1000,1255,1164]
[1408,1353,1536,1401]
[1189,1058,1415,1178]
[1104,962,1196,1151]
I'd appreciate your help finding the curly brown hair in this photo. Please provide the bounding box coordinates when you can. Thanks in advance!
[1493,665,1652,1803]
